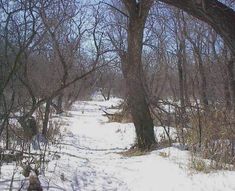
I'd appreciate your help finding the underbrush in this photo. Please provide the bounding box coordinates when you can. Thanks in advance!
[182,109,235,171]
[150,101,235,171]
[158,151,170,158]
[107,111,132,123]
[0,107,65,181]
[104,102,133,123]
[119,146,150,157]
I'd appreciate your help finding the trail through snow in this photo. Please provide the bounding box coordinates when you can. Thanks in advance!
[0,98,235,191]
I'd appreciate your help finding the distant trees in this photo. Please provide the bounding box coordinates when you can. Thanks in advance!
[0,0,115,148]
[0,0,40,143]
[147,1,234,162]
[159,0,235,57]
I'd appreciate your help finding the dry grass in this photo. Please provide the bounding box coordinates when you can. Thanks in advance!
[106,111,132,123]
[189,156,210,173]
[159,151,170,158]
[186,109,235,170]
[119,147,149,157]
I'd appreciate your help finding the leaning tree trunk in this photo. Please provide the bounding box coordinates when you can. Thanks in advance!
[122,0,156,150]
[159,0,235,57]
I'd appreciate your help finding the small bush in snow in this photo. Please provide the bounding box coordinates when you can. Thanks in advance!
[190,156,209,173]
[159,151,170,158]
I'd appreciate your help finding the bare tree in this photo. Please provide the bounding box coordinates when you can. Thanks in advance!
[120,0,156,150]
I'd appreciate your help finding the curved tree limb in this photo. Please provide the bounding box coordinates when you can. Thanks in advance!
[159,0,235,56]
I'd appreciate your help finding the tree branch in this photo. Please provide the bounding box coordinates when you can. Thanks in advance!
[159,0,235,56]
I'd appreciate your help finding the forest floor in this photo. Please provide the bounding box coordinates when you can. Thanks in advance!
[0,96,235,191]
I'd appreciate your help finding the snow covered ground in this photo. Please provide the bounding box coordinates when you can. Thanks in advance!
[0,97,235,191]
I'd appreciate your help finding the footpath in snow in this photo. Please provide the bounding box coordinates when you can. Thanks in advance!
[0,97,235,191]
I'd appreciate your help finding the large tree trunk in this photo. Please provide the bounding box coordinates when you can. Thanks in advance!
[224,76,232,110]
[122,0,156,150]
[228,58,235,112]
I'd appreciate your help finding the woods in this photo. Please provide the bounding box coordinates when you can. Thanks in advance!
[0,0,235,190]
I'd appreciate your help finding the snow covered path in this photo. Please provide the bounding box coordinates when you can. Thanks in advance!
[1,98,235,191]
[38,98,235,191]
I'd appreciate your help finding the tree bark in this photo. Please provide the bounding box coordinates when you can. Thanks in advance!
[42,98,51,136]
[177,41,187,145]
[189,41,209,108]
[56,94,63,114]
[122,0,156,150]
[224,77,232,110]
[196,48,209,108]
[227,58,235,112]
